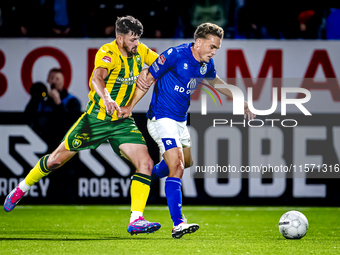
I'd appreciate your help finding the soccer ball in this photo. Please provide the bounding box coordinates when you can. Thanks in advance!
[278,210,308,239]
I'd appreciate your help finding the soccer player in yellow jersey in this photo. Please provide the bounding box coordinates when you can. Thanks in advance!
[4,16,161,235]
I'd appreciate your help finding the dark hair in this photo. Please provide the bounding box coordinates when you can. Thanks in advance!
[48,68,62,74]
[194,23,224,41]
[115,16,143,37]
[47,68,63,83]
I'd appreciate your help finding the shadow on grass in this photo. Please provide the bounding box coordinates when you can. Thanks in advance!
[0,236,169,241]
[0,230,170,241]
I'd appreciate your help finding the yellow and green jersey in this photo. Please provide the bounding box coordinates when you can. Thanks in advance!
[86,40,158,121]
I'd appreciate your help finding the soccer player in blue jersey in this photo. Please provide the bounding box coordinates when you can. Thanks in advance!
[119,22,255,238]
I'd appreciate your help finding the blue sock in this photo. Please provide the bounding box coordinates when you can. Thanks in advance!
[152,159,169,178]
[165,177,183,226]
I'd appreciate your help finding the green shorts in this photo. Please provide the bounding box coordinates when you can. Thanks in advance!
[63,112,146,155]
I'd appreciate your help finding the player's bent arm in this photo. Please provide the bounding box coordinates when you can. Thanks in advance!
[137,68,156,92]
[208,75,234,99]
[119,69,156,118]
[118,87,148,118]
[128,87,148,110]
[208,75,256,120]
[91,67,121,115]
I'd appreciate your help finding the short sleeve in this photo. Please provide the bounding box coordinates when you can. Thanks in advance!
[139,42,159,66]
[94,44,115,71]
[149,47,178,80]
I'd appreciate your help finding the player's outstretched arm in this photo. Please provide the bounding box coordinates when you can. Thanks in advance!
[208,75,234,99]
[208,75,256,120]
[91,67,121,116]
[118,69,155,118]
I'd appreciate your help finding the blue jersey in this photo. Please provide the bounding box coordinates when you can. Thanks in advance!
[147,43,217,121]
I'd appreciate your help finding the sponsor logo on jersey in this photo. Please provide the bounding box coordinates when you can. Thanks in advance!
[166,140,172,145]
[200,63,207,75]
[187,78,197,89]
[72,139,82,148]
[187,79,197,95]
[174,85,191,94]
[158,55,166,65]
[116,75,138,86]
[102,56,111,63]
[152,62,159,72]
[167,48,173,55]
[74,133,90,141]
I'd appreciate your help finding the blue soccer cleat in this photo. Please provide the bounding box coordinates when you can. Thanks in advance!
[127,216,161,235]
[4,185,27,212]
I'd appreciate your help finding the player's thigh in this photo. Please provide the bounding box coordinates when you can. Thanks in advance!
[107,119,147,157]
[62,113,109,152]
[107,118,152,174]
[147,117,182,155]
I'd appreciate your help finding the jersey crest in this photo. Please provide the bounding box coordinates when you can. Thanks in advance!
[200,63,207,75]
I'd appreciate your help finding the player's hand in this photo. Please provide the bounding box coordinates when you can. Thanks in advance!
[244,102,256,120]
[48,89,61,105]
[117,106,132,118]
[137,70,151,92]
[103,97,121,116]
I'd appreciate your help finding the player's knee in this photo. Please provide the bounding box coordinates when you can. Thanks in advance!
[179,160,185,171]
[177,165,185,178]
[137,157,154,175]
[47,157,63,170]
[146,157,154,172]
[169,159,185,178]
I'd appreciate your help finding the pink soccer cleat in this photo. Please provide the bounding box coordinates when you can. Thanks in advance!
[4,185,27,212]
[127,216,161,235]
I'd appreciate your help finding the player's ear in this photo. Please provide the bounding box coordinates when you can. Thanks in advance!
[195,39,202,49]
[116,34,123,45]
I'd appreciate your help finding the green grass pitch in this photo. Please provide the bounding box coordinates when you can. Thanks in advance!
[0,206,339,254]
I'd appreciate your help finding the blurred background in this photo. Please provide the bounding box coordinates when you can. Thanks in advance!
[0,0,339,207]
[1,0,340,39]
